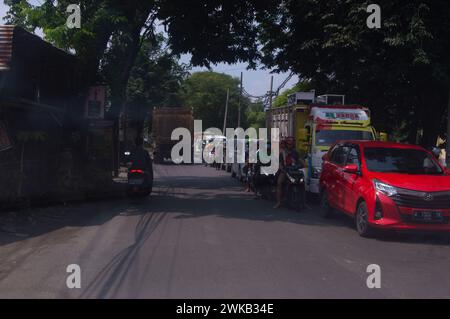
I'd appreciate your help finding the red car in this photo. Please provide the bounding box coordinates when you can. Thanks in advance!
[319,141,450,237]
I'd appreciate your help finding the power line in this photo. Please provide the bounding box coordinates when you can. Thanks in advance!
[241,72,297,110]
[274,72,295,96]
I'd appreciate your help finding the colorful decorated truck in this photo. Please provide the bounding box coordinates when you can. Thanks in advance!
[266,92,385,194]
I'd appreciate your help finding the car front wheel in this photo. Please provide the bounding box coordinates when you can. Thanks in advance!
[356,201,374,237]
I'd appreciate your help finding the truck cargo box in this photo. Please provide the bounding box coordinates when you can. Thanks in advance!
[152,107,194,163]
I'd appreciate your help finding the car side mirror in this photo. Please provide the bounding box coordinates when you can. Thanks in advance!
[343,164,359,174]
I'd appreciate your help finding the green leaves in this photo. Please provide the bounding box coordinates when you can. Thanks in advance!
[258,0,450,144]
[272,81,312,108]
[5,0,449,145]
[182,71,248,129]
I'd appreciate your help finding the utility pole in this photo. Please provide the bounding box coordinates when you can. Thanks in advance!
[221,88,230,170]
[223,88,230,134]
[269,75,274,109]
[238,72,243,128]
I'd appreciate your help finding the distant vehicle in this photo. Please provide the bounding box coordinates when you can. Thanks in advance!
[152,107,194,163]
[127,168,152,197]
[123,149,153,197]
[266,91,386,195]
[319,141,450,237]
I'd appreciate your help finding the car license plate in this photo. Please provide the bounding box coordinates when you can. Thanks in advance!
[129,178,144,185]
[412,211,444,223]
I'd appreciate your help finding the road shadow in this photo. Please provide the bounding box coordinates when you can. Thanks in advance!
[151,166,450,246]
[0,197,146,247]
[2,163,450,248]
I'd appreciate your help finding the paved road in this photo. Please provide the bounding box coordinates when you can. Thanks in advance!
[1,164,450,298]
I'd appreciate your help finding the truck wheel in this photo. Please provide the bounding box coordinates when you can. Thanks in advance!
[320,190,333,218]
[356,201,374,237]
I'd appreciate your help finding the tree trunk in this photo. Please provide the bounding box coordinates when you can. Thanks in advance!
[109,14,154,174]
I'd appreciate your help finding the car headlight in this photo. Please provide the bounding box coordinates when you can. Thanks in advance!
[374,180,397,197]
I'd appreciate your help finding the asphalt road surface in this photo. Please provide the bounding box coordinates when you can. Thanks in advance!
[1,164,450,298]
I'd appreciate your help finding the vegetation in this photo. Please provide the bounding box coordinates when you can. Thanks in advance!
[245,101,266,130]
[5,0,450,146]
[272,81,312,108]
[259,0,450,145]
[182,72,250,129]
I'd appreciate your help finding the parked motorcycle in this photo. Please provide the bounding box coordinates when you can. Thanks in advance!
[284,165,306,211]
[124,151,153,198]
[253,164,277,200]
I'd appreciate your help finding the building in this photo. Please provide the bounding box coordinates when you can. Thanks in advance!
[0,25,95,204]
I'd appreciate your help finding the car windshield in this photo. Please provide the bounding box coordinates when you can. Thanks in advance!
[315,130,374,146]
[364,147,443,175]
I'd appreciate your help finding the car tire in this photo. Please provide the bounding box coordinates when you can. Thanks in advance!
[356,201,374,237]
[320,190,333,218]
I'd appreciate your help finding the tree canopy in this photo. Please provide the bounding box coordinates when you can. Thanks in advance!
[259,0,450,145]
[4,0,273,118]
[4,0,450,145]
[182,72,251,130]
[272,81,312,108]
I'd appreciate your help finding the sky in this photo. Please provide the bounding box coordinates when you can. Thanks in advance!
[0,2,298,96]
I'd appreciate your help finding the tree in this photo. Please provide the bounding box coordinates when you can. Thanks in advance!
[245,101,266,129]
[5,0,278,172]
[258,0,450,145]
[182,72,251,129]
[5,0,276,109]
[272,81,312,108]
[123,35,189,138]
[156,0,275,67]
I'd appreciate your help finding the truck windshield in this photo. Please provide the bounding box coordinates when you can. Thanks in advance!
[315,130,374,146]
[364,147,443,175]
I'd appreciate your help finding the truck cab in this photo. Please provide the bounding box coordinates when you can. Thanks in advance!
[266,91,381,194]
[298,105,376,194]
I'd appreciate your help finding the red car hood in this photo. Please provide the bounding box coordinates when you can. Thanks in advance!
[368,172,450,192]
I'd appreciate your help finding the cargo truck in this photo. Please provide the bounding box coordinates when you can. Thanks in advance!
[152,107,194,163]
[266,91,385,194]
